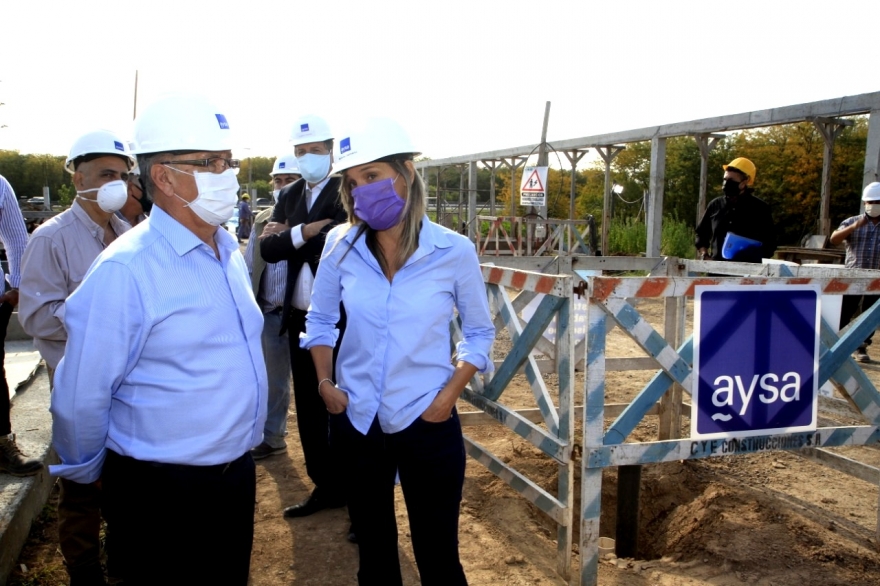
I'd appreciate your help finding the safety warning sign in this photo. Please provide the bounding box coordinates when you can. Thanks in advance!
[520,166,548,207]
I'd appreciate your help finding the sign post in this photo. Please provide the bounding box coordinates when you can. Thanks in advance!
[692,285,820,440]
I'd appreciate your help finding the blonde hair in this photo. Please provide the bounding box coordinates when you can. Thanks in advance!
[335,158,426,275]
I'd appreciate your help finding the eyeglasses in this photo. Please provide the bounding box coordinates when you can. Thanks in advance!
[160,158,241,173]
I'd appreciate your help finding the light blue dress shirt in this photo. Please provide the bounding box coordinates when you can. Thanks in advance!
[50,206,268,484]
[0,175,29,289]
[301,217,494,435]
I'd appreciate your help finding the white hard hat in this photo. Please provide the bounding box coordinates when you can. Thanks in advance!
[333,117,420,175]
[271,154,300,176]
[65,129,136,174]
[862,182,880,202]
[131,93,234,155]
[290,114,333,146]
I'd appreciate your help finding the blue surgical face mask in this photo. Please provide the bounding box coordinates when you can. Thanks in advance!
[296,153,331,184]
[352,176,405,231]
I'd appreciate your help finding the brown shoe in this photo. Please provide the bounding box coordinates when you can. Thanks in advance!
[0,433,43,477]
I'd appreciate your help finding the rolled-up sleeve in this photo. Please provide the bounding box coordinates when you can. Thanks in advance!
[49,261,145,484]
[300,230,343,350]
[453,245,494,373]
[19,235,70,342]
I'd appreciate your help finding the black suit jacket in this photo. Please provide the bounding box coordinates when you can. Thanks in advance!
[260,175,347,333]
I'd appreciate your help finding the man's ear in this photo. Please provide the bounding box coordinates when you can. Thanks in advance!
[151,163,175,198]
[72,170,86,191]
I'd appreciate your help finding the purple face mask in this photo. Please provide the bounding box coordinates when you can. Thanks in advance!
[352,177,405,231]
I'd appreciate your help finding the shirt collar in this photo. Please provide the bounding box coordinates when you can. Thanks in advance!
[72,200,129,240]
[342,216,454,270]
[149,205,238,259]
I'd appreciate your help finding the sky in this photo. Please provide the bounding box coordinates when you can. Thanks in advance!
[1,0,878,164]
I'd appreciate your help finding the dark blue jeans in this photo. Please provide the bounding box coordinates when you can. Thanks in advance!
[332,409,468,586]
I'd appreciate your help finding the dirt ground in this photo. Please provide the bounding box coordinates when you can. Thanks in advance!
[10,298,880,585]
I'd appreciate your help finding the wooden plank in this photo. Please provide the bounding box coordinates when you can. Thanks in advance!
[488,286,559,432]
[588,426,880,468]
[796,448,880,484]
[464,435,568,525]
[482,294,565,401]
[459,402,690,427]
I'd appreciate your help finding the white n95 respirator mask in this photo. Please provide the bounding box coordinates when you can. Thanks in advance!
[76,180,129,213]
[166,167,240,226]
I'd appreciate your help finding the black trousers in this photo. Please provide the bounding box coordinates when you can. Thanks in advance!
[57,479,104,582]
[288,308,345,501]
[840,294,880,349]
[101,450,256,586]
[0,301,13,436]
[332,411,468,586]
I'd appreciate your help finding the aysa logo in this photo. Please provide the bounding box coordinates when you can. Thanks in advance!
[215,114,229,129]
[340,137,351,154]
[113,141,125,152]
[300,123,310,133]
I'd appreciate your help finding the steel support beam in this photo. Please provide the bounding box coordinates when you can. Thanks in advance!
[564,150,588,252]
[864,109,880,191]
[646,137,667,258]
[500,157,526,218]
[813,117,853,236]
[693,133,725,226]
[468,161,477,240]
[596,146,625,256]
[481,160,499,216]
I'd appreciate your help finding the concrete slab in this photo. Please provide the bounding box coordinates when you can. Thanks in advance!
[0,365,54,586]
[5,339,40,402]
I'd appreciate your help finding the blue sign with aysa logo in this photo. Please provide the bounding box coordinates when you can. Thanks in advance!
[340,137,351,154]
[216,114,229,129]
[692,285,820,439]
[113,140,124,152]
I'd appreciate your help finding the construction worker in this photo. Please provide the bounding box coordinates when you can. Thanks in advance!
[695,157,776,262]
[260,115,349,520]
[830,182,880,362]
[245,154,301,459]
[20,129,135,585]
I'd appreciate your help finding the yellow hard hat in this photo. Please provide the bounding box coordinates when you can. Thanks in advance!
[241,194,250,200]
[723,157,756,186]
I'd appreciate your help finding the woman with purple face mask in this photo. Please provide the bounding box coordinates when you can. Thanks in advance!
[300,118,494,586]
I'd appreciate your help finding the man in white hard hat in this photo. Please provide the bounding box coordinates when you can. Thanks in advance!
[261,115,349,520]
[19,129,134,586]
[48,94,268,585]
[0,175,41,478]
[244,154,301,460]
[830,182,880,362]
[117,165,151,226]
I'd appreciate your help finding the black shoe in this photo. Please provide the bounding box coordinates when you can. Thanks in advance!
[347,524,358,544]
[282,491,345,518]
[250,442,286,461]
[0,433,43,477]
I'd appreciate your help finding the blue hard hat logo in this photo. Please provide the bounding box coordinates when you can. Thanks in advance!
[340,137,351,154]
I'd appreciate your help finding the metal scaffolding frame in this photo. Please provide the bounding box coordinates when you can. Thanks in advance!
[417,91,880,255]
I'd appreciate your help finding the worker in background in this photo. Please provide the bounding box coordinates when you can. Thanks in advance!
[238,193,253,242]
[19,129,135,586]
[245,154,301,460]
[695,157,776,262]
[0,174,40,477]
[830,182,880,363]
[49,93,267,585]
[117,164,151,226]
[260,115,349,522]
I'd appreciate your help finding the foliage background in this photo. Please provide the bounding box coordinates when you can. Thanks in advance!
[1,117,870,254]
